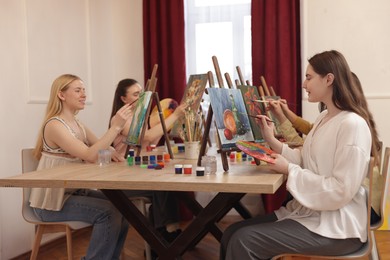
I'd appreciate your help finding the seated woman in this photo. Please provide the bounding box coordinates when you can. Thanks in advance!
[110,78,187,154]
[220,50,381,259]
[109,78,187,243]
[30,74,131,260]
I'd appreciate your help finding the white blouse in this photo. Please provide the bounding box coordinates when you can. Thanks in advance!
[274,110,371,242]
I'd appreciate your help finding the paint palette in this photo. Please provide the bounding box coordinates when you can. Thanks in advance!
[235,140,275,164]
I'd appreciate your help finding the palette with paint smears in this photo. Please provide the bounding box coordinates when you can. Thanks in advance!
[235,140,275,164]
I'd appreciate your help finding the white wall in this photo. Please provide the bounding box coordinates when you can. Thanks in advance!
[0,0,143,258]
[301,0,390,148]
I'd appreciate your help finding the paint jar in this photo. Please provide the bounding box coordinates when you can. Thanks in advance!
[149,155,156,165]
[196,167,205,176]
[177,143,185,153]
[135,156,141,165]
[171,145,179,154]
[236,151,242,162]
[142,155,149,164]
[127,155,134,166]
[174,164,183,174]
[184,141,200,160]
[183,164,193,174]
[229,152,236,163]
[163,152,170,163]
[157,154,163,163]
[242,153,247,162]
[128,149,135,157]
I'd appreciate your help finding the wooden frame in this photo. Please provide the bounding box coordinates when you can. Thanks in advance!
[124,65,173,159]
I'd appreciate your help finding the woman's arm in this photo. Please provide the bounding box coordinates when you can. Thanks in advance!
[142,103,187,146]
[46,104,132,163]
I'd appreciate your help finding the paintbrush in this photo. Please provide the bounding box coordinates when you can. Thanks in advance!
[239,112,275,123]
[252,99,296,107]
[251,99,269,103]
[128,98,139,106]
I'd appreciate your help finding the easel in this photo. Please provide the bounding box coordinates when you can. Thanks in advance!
[125,64,174,159]
[197,56,258,171]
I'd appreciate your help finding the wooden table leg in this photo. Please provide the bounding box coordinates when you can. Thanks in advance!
[167,192,247,259]
[101,190,170,257]
[102,190,248,260]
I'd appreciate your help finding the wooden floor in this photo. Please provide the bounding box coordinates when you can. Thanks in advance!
[12,215,390,260]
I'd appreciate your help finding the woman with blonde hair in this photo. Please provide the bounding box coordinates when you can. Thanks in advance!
[31,74,132,260]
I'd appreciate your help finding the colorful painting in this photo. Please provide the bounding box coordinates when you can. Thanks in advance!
[238,85,265,141]
[125,91,153,146]
[181,74,208,110]
[235,140,275,164]
[208,88,254,148]
[171,74,208,137]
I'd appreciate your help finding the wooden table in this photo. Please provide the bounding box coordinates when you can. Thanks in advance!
[0,158,283,260]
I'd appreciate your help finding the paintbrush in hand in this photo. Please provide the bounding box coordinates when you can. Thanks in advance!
[239,112,275,123]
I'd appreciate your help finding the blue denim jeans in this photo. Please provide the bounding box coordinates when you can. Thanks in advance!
[32,190,128,260]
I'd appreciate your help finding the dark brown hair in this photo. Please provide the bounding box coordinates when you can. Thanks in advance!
[309,50,380,160]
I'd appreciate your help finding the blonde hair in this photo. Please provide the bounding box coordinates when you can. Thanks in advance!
[33,74,82,159]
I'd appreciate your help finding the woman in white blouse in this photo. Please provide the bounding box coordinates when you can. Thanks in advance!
[220,50,381,260]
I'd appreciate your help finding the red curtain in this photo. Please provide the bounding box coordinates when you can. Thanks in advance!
[143,0,186,102]
[251,0,301,213]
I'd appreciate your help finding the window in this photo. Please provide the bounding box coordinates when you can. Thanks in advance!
[185,0,252,84]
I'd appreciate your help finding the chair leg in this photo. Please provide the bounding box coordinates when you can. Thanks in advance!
[369,230,380,260]
[139,199,152,260]
[30,225,45,260]
[65,226,73,260]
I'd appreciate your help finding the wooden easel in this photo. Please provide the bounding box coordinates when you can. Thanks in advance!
[125,64,174,159]
[197,56,249,171]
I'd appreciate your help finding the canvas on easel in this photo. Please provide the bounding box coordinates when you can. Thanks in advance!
[125,91,153,146]
[237,85,265,141]
[170,74,208,139]
[208,88,254,149]
[198,56,259,171]
[124,64,174,158]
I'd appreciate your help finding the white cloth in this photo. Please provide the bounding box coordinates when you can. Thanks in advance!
[274,110,371,242]
[29,152,82,211]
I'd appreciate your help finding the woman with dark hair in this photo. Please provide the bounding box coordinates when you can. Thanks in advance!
[220,50,380,259]
[110,78,187,156]
[108,79,186,252]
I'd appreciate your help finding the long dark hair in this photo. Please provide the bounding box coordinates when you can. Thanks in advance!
[109,78,139,127]
[309,50,380,160]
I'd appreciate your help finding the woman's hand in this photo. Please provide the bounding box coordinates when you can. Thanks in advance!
[267,99,287,124]
[109,146,125,162]
[268,153,289,175]
[256,115,275,142]
[256,115,283,153]
[174,102,189,117]
[111,103,133,131]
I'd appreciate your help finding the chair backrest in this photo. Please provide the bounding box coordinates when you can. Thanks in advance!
[271,157,375,260]
[372,146,390,230]
[21,148,41,224]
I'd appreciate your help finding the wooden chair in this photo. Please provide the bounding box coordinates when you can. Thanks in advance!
[21,148,91,260]
[22,148,153,260]
[370,146,390,259]
[272,157,375,260]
